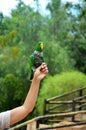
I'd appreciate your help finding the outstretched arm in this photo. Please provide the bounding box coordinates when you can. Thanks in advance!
[10,63,48,125]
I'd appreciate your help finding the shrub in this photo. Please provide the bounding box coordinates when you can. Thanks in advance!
[36,71,86,114]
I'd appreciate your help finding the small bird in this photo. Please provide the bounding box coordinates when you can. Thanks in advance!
[29,41,44,80]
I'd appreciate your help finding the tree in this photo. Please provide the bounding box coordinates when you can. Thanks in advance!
[0,12,6,35]
[64,0,86,73]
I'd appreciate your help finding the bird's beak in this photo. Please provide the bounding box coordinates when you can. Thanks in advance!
[40,43,43,50]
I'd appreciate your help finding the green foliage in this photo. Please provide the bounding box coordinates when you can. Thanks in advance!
[45,40,75,75]
[36,71,86,114]
[63,1,86,73]
[0,77,7,109]
[0,73,18,110]
[0,0,86,121]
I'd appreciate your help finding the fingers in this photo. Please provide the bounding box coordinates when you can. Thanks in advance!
[35,62,48,75]
[34,63,48,80]
[40,63,48,74]
[36,63,46,70]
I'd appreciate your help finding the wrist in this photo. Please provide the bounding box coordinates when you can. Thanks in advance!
[32,76,41,83]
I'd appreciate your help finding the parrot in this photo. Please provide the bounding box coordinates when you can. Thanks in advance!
[29,41,44,81]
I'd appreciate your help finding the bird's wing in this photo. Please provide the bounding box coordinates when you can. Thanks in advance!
[29,54,34,70]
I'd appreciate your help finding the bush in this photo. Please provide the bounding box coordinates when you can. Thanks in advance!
[36,70,86,114]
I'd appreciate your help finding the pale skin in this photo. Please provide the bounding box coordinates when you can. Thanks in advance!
[10,63,48,126]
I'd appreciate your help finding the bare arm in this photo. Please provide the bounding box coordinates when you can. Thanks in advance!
[10,63,48,125]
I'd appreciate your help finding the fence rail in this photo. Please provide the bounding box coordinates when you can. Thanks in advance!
[43,87,86,115]
[9,87,86,130]
[46,87,86,102]
[9,110,86,130]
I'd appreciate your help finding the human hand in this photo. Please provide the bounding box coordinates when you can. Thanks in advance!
[33,63,48,81]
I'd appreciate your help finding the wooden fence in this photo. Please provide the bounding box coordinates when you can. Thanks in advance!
[9,87,86,130]
[8,110,86,130]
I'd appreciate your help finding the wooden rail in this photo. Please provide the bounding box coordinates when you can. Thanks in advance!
[38,121,86,130]
[46,87,86,101]
[9,110,86,130]
[43,87,86,115]
[8,87,86,130]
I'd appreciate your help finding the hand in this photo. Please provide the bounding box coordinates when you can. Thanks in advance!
[33,63,48,81]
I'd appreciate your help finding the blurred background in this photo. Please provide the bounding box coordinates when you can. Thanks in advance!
[0,0,86,125]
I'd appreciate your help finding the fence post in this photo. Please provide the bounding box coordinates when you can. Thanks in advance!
[72,99,76,122]
[43,99,47,115]
[79,89,83,110]
[42,99,47,124]
[36,99,48,128]
[36,120,40,129]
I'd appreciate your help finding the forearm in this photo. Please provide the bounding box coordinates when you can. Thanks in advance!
[10,78,40,125]
[23,77,40,112]
[10,63,48,126]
